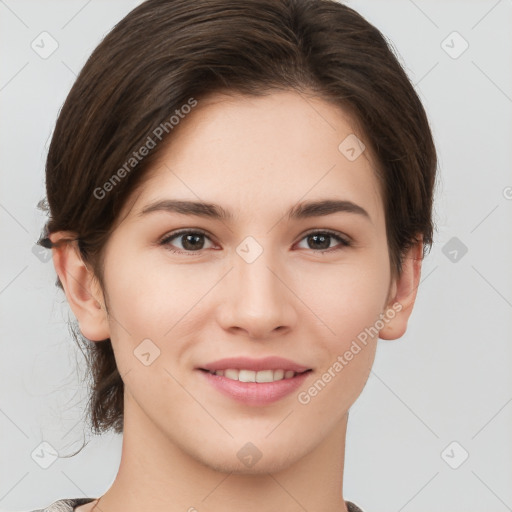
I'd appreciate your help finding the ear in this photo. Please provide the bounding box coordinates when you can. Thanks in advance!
[50,231,110,341]
[379,239,423,340]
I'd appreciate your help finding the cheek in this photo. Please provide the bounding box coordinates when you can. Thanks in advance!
[298,289,382,417]
[104,252,207,338]
[102,258,202,403]
[297,253,390,337]
[296,254,388,398]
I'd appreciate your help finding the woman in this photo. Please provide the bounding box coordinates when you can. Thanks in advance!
[33,0,437,510]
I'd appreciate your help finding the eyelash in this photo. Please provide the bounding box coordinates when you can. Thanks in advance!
[158,228,352,255]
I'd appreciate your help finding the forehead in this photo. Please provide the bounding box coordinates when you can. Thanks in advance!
[122,90,384,225]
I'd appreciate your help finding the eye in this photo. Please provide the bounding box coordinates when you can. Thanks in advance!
[159,229,215,255]
[296,230,351,252]
[159,228,351,255]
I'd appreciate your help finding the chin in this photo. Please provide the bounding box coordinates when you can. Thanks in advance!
[204,452,300,475]
[185,435,304,475]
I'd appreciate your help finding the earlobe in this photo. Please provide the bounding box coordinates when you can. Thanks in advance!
[379,240,424,341]
[50,231,110,342]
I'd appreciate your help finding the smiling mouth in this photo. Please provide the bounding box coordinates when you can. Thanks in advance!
[199,368,312,383]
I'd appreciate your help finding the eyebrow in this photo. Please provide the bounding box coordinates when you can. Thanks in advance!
[138,198,371,222]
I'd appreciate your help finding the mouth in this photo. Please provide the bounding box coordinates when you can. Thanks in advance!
[198,367,313,383]
[196,356,313,405]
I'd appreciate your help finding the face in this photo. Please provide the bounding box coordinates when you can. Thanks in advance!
[81,90,404,472]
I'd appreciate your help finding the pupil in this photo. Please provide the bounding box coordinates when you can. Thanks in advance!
[310,234,329,250]
[183,234,203,250]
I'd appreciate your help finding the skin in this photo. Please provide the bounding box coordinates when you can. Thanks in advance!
[51,90,422,512]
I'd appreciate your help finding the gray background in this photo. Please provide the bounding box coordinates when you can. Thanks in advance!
[1,1,511,511]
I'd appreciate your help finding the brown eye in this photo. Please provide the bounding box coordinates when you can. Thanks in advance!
[159,230,214,254]
[297,230,351,252]
[159,228,351,256]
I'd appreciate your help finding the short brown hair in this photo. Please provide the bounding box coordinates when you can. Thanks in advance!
[38,0,437,437]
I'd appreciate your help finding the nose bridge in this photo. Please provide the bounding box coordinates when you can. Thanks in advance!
[234,234,283,306]
[221,233,294,335]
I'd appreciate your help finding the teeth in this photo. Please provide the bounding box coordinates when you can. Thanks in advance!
[273,369,285,381]
[254,370,274,382]
[210,368,298,382]
[224,368,242,380]
[239,370,260,382]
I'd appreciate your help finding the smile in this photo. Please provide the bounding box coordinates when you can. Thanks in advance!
[201,368,311,383]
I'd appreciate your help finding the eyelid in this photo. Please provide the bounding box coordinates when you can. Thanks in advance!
[158,227,217,250]
[159,227,351,243]
[299,228,352,246]
[158,228,353,246]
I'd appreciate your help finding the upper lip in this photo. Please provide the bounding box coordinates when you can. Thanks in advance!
[198,356,311,373]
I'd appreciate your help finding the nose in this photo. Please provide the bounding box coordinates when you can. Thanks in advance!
[217,247,297,339]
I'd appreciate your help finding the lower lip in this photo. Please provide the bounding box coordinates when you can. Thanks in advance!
[197,369,311,406]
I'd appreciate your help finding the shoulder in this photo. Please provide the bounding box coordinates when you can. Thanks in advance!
[25,498,96,512]
[346,500,366,512]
